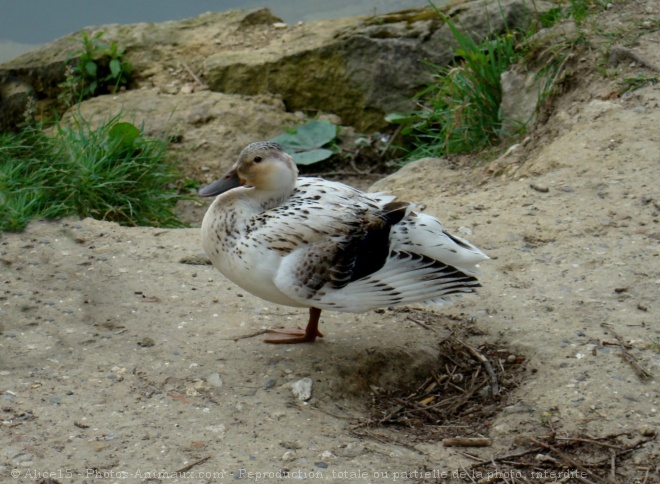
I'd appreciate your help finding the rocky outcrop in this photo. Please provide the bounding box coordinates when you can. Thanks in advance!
[203,0,552,130]
[1,0,552,132]
[66,89,302,179]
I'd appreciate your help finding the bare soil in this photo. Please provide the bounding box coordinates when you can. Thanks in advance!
[1,1,659,483]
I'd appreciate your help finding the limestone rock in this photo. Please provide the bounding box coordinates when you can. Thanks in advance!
[1,1,554,132]
[64,88,300,180]
[289,377,313,401]
[500,68,543,137]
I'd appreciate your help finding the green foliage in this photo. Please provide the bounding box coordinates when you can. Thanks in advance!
[0,116,189,233]
[388,0,607,161]
[618,74,658,95]
[390,14,519,159]
[270,120,338,165]
[59,31,132,106]
[565,0,606,24]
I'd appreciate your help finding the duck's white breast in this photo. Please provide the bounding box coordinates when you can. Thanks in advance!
[201,194,306,307]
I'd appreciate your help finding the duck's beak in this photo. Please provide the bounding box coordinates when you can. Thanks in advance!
[198,168,244,197]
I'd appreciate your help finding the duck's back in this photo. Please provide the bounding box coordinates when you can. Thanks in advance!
[266,178,489,312]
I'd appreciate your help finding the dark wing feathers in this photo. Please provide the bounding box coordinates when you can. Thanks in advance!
[327,200,411,288]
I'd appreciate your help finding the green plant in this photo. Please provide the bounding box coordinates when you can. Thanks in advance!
[270,119,338,165]
[0,115,188,233]
[566,0,607,24]
[59,31,132,106]
[618,74,658,95]
[390,13,519,159]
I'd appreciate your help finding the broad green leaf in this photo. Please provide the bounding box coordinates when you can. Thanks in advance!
[108,122,141,151]
[84,60,97,77]
[290,148,334,166]
[109,59,122,78]
[271,120,336,152]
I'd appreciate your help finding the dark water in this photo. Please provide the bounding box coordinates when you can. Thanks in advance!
[0,0,431,62]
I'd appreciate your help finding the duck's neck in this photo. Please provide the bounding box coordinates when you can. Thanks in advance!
[249,186,295,211]
[250,170,297,210]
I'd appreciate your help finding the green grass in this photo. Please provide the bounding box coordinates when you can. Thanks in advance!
[389,14,520,159]
[388,0,606,162]
[0,115,189,233]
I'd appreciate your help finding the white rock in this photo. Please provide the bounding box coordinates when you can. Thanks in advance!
[290,377,313,401]
[319,450,337,462]
[282,450,296,461]
[207,373,223,387]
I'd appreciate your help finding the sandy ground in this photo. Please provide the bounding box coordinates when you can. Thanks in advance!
[2,2,660,483]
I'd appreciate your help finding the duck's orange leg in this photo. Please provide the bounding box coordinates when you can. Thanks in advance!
[264,307,324,344]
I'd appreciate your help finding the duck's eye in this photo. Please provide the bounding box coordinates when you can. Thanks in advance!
[253,156,263,163]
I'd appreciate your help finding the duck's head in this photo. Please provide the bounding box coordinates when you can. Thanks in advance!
[199,141,298,197]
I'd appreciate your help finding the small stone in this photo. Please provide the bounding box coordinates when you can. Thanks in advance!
[272,22,288,29]
[530,183,549,193]
[506,354,517,363]
[319,450,337,462]
[282,450,296,461]
[451,373,464,383]
[90,441,109,452]
[207,373,223,388]
[340,442,365,457]
[263,378,276,390]
[641,427,656,437]
[280,441,302,450]
[290,378,312,401]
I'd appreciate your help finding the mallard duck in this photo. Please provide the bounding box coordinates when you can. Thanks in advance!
[199,141,488,343]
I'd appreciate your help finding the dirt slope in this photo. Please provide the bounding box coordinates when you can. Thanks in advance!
[1,1,659,482]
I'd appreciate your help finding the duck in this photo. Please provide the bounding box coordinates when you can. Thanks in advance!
[199,141,489,344]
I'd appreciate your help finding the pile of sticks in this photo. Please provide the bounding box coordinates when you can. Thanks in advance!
[371,336,525,433]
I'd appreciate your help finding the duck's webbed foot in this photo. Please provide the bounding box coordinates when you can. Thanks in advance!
[264,308,323,344]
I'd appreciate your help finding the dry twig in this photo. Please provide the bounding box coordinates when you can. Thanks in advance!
[455,338,500,397]
[173,455,211,474]
[601,323,652,380]
[529,437,606,484]
[443,437,492,447]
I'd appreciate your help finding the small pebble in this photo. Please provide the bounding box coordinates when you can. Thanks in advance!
[530,183,549,193]
[290,378,313,401]
[319,450,337,462]
[207,373,223,388]
[263,378,277,390]
[506,354,517,363]
[282,450,296,462]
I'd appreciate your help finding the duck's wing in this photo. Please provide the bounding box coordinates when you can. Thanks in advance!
[269,179,486,313]
[389,212,489,275]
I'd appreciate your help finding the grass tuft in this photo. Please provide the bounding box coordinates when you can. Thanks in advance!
[388,0,606,162]
[391,13,520,159]
[0,115,189,233]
